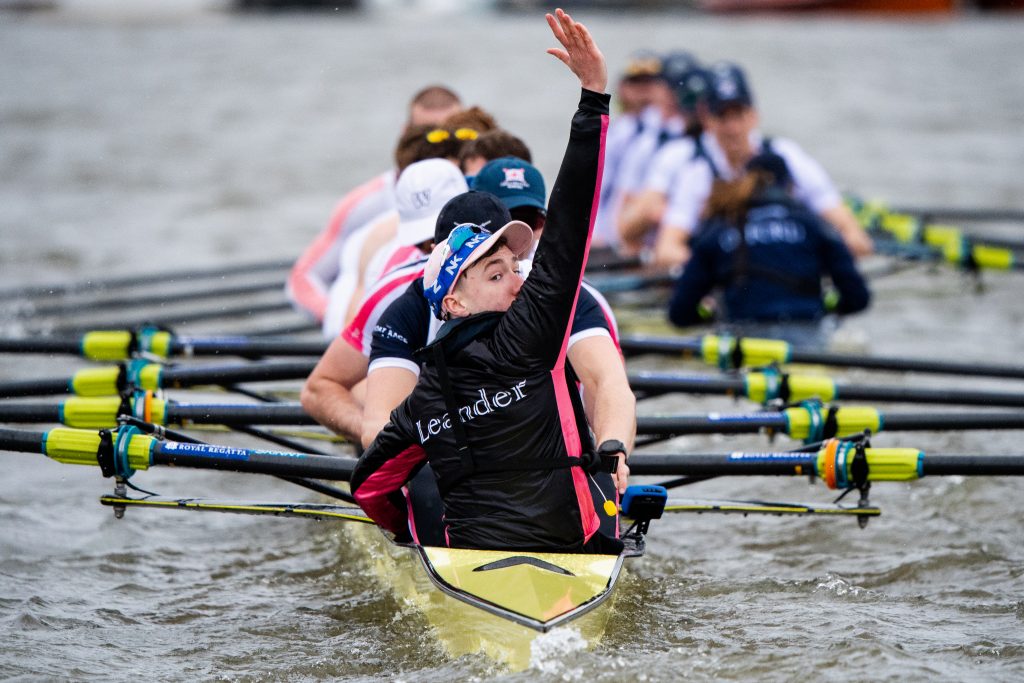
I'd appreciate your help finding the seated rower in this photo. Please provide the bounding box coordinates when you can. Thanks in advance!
[351,9,629,554]
[666,151,871,349]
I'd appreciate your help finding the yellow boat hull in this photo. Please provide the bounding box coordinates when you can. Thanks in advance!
[350,524,628,670]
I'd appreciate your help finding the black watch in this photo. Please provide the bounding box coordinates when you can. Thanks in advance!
[597,439,628,464]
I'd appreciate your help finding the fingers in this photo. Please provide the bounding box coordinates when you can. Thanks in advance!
[614,459,630,495]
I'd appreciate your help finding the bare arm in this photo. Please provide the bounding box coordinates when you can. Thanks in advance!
[360,366,419,449]
[568,335,636,494]
[545,8,608,93]
[618,189,668,254]
[653,224,692,268]
[821,203,873,258]
[300,337,368,441]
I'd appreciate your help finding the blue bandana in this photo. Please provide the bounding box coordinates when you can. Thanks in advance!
[423,224,495,319]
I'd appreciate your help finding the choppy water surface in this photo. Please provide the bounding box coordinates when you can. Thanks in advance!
[2,4,1024,681]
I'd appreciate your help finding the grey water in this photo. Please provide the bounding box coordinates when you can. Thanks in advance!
[2,3,1024,681]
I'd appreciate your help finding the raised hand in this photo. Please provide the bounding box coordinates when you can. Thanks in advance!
[545,8,607,94]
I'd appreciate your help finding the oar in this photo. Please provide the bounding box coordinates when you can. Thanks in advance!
[19,280,286,319]
[117,413,352,505]
[636,407,1024,444]
[49,300,298,336]
[850,198,1022,270]
[888,205,1024,224]
[0,397,316,429]
[0,359,317,399]
[619,333,1024,381]
[0,257,295,302]
[0,329,327,360]
[0,426,356,481]
[629,369,1024,408]
[585,268,675,295]
[628,448,1024,479]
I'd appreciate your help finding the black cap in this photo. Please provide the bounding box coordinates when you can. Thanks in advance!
[747,152,793,189]
[675,66,712,114]
[659,51,699,89]
[434,190,512,244]
[707,62,754,115]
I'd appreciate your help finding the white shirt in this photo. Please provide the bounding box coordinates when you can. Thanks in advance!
[663,132,843,234]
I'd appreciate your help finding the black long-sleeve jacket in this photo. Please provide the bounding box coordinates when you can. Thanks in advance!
[351,89,609,551]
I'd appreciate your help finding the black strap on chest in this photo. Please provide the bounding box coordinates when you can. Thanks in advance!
[429,344,613,495]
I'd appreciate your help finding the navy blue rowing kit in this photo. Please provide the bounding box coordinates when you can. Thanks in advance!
[668,191,870,328]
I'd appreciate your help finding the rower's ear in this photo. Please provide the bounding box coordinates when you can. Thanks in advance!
[442,292,469,319]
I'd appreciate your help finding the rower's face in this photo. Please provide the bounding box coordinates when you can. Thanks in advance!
[708,105,758,160]
[445,246,524,317]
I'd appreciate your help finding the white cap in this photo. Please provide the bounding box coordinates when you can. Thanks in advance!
[395,159,469,246]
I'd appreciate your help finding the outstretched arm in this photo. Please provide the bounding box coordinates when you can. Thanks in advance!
[545,8,607,94]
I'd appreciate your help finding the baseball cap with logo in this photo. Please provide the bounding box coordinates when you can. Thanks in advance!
[422,221,533,320]
[707,62,754,115]
[471,157,546,211]
[395,159,469,246]
[434,191,512,244]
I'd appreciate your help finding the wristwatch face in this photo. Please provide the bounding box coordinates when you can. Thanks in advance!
[598,439,626,455]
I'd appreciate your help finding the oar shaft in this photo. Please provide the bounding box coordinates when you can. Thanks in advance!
[835,384,1024,408]
[620,334,1024,381]
[149,440,355,480]
[920,455,1024,476]
[791,349,1024,381]
[0,338,84,355]
[630,371,1024,408]
[161,361,316,387]
[26,280,286,318]
[637,413,788,436]
[166,338,327,358]
[630,453,813,476]
[0,426,357,482]
[0,333,328,359]
[890,206,1024,223]
[52,301,294,335]
[165,403,315,426]
[0,427,45,454]
[0,258,294,301]
[0,377,75,399]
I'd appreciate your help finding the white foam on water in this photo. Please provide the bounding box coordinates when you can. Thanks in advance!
[816,573,867,598]
[529,626,589,677]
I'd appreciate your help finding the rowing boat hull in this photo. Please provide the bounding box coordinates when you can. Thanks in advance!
[349,523,627,670]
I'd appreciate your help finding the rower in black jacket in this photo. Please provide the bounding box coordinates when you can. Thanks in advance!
[351,10,632,554]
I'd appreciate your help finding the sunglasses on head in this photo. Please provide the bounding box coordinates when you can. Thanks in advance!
[426,127,479,144]
[446,223,487,252]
